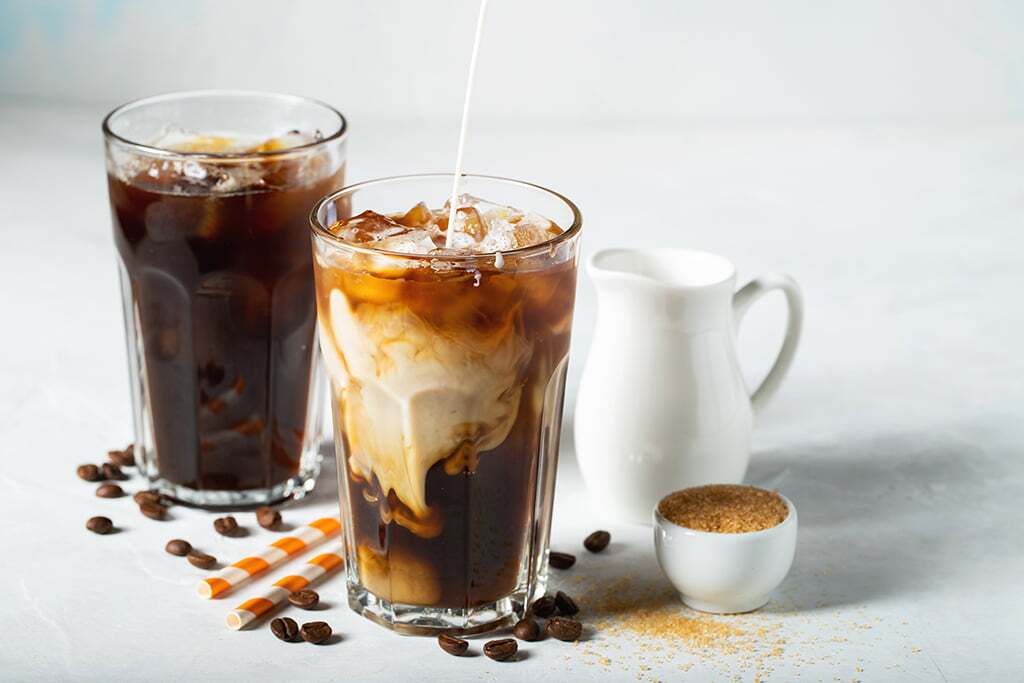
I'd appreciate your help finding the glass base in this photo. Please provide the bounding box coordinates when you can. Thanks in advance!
[347,584,534,636]
[151,461,321,511]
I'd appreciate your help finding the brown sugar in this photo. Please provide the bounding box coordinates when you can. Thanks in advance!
[658,484,788,533]
[578,575,788,680]
[593,580,747,649]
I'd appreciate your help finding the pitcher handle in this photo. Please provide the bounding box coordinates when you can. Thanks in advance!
[732,273,804,415]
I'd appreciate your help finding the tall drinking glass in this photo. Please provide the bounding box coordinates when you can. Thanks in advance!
[310,174,582,634]
[104,91,347,508]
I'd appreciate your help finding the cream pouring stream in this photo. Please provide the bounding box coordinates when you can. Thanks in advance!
[445,0,489,248]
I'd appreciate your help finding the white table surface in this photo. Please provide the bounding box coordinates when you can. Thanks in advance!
[2,102,1022,681]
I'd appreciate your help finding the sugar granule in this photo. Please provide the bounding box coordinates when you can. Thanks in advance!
[658,484,789,533]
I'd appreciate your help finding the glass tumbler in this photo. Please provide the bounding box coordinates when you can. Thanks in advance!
[310,174,582,634]
[104,90,347,508]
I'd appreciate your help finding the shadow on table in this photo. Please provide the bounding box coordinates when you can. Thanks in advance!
[746,429,999,613]
[285,441,339,510]
[290,429,1001,616]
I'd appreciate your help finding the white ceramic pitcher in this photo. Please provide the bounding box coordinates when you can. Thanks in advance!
[573,248,803,525]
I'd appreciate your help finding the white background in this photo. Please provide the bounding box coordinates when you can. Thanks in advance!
[4,0,1024,123]
[2,1,1024,681]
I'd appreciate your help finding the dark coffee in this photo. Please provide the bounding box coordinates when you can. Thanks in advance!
[108,140,343,498]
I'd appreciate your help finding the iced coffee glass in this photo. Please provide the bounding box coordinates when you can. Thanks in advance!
[104,91,347,508]
[310,174,581,634]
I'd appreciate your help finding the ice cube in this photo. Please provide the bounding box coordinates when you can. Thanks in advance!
[331,211,407,244]
[334,200,560,254]
[247,130,317,153]
[510,213,559,248]
[150,127,242,154]
[443,227,480,251]
[210,164,266,194]
[375,230,437,254]
[456,207,486,239]
[443,193,480,212]
[396,202,433,227]
[182,160,207,181]
[476,209,519,252]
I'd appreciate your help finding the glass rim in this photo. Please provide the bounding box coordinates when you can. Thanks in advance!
[309,173,583,263]
[101,89,348,160]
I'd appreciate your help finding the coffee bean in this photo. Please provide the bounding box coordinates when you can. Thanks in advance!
[549,551,576,569]
[133,490,165,506]
[512,617,542,641]
[186,550,216,570]
[288,589,319,610]
[139,501,167,520]
[95,483,124,498]
[584,530,611,553]
[107,445,135,468]
[213,516,240,536]
[437,633,469,656]
[483,638,517,661]
[271,617,300,642]
[77,464,101,482]
[554,591,579,616]
[101,463,127,481]
[530,595,557,618]
[547,617,583,642]
[86,516,113,534]
[300,621,332,644]
[256,505,282,530]
[165,539,192,556]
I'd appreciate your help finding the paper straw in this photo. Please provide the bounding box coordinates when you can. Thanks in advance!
[225,546,344,630]
[197,517,341,599]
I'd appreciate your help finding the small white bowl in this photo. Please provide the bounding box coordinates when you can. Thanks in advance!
[653,493,798,614]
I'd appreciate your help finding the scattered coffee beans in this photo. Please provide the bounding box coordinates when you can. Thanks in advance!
[139,501,167,520]
[554,590,579,616]
[271,617,300,642]
[288,589,319,610]
[530,595,557,618]
[437,633,469,656]
[512,617,542,641]
[165,539,192,556]
[256,506,282,530]
[133,490,164,506]
[584,530,611,553]
[77,464,101,482]
[95,483,124,498]
[86,516,113,535]
[213,516,240,536]
[107,445,135,468]
[483,638,518,661]
[547,617,583,642]
[101,463,127,481]
[186,550,217,570]
[549,551,576,569]
[300,621,332,644]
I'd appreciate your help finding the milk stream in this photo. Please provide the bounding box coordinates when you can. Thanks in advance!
[445,0,489,248]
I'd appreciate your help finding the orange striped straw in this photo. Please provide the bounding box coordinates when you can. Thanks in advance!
[197,517,341,599]
[225,545,344,630]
